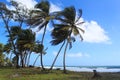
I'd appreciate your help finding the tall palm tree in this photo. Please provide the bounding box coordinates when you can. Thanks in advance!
[51,6,84,73]
[50,29,69,70]
[26,0,53,70]
[0,2,20,68]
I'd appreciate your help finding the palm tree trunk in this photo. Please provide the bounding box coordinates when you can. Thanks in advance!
[33,54,40,66]
[10,52,13,61]
[16,55,19,68]
[24,52,28,67]
[40,24,47,70]
[63,41,69,73]
[1,14,19,68]
[50,41,65,70]
[27,52,32,67]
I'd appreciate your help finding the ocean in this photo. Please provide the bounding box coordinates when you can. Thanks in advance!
[45,66,120,72]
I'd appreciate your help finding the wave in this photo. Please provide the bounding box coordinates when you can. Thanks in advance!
[44,66,120,72]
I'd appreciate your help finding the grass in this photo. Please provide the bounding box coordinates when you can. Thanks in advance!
[0,67,120,80]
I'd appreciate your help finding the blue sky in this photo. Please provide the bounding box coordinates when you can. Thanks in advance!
[0,0,120,66]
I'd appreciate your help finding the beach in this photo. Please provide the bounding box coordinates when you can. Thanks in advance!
[46,66,120,72]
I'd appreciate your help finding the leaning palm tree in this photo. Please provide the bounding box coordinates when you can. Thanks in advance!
[26,0,53,70]
[9,26,36,67]
[16,29,36,67]
[50,29,69,70]
[51,6,84,73]
[0,2,20,68]
[3,43,13,61]
[32,42,44,66]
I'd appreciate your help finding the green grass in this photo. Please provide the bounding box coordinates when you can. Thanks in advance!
[0,67,120,80]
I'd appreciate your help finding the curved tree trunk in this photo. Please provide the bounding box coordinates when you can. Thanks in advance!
[40,24,47,70]
[63,41,69,73]
[33,54,40,66]
[1,14,19,68]
[49,41,65,70]
[27,52,32,67]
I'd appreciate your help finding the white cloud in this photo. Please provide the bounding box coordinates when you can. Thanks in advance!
[7,0,37,9]
[6,0,110,44]
[76,19,110,44]
[67,53,82,57]
[50,2,62,13]
[67,53,90,58]
[53,51,90,58]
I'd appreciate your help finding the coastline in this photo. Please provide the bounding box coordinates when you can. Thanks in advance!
[44,66,120,72]
[1,67,120,80]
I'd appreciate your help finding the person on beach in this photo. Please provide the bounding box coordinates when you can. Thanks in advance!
[92,70,102,78]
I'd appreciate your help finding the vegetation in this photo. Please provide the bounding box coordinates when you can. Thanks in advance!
[0,0,84,75]
[0,67,120,80]
[0,1,119,80]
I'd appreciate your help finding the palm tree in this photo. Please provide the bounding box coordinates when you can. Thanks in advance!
[16,29,36,67]
[50,29,68,70]
[51,6,84,73]
[0,2,20,68]
[32,42,44,66]
[10,26,36,67]
[3,43,12,61]
[26,0,53,70]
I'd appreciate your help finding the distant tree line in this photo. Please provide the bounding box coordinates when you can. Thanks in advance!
[0,0,84,73]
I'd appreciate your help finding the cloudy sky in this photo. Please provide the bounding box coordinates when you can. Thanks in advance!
[0,0,120,66]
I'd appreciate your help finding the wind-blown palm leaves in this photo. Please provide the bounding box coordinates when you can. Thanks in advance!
[51,6,84,73]
[27,1,50,32]
[26,0,52,70]
[0,2,20,68]
[15,28,36,67]
[9,26,38,67]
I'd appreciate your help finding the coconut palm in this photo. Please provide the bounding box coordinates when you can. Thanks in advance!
[16,29,36,67]
[26,0,53,70]
[9,26,36,67]
[32,42,45,66]
[0,2,20,68]
[50,28,69,70]
[51,6,84,73]
[3,43,13,61]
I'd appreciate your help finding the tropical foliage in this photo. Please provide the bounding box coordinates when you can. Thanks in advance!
[0,0,84,73]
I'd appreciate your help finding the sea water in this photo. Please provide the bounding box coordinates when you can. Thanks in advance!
[45,66,120,72]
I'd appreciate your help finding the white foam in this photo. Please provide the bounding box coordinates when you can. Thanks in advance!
[44,66,120,72]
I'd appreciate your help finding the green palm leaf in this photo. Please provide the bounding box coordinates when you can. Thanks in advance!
[35,1,50,14]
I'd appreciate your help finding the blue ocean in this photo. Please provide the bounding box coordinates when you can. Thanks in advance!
[45,66,120,72]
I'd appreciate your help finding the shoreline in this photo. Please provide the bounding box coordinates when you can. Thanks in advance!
[44,66,120,72]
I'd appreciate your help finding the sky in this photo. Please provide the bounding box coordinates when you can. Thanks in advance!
[0,0,120,66]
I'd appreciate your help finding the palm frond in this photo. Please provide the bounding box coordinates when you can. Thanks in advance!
[77,27,85,33]
[75,9,82,23]
[62,6,76,22]
[53,24,70,30]
[73,27,80,36]
[51,28,69,45]
[50,39,64,45]
[35,1,50,14]
[37,21,48,31]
